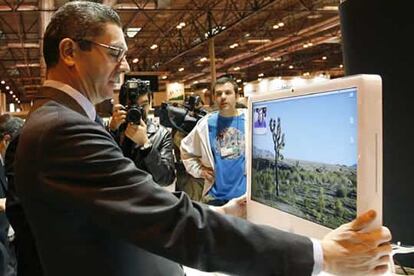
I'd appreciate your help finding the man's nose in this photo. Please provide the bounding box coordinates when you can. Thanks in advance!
[119,56,130,73]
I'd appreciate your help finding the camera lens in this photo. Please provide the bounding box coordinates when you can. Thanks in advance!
[126,106,142,124]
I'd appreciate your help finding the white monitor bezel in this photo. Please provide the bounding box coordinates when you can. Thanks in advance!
[246,74,383,239]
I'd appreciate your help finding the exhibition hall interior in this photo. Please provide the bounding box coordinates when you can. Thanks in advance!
[0,0,413,275]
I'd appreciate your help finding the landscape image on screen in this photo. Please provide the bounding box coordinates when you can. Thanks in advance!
[251,88,357,229]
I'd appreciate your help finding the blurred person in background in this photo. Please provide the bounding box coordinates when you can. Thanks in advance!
[181,76,247,206]
[0,114,23,276]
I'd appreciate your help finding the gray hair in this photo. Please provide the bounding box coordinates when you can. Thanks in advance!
[43,1,122,68]
[0,114,24,140]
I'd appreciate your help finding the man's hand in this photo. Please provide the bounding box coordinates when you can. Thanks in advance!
[209,195,246,218]
[125,119,148,146]
[200,166,214,182]
[321,210,392,276]
[221,195,246,218]
[109,104,127,131]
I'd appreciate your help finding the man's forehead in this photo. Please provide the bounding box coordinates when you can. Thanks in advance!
[215,82,235,92]
[102,23,127,48]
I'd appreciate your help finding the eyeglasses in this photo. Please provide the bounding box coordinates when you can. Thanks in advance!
[76,39,127,62]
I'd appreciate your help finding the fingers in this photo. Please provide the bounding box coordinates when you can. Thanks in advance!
[139,118,147,127]
[112,104,125,112]
[201,168,214,182]
[234,194,247,205]
[355,227,392,247]
[350,209,376,231]
[371,254,391,274]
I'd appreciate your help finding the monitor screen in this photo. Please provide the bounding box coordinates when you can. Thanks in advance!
[246,75,382,239]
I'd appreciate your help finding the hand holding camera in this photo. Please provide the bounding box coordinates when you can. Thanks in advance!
[125,119,149,146]
[109,104,127,131]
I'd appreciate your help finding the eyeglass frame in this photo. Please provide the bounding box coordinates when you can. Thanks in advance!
[74,39,127,63]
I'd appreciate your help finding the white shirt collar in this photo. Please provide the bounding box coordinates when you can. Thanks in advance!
[43,80,96,121]
[0,155,4,166]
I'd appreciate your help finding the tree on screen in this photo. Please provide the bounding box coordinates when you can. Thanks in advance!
[270,117,285,197]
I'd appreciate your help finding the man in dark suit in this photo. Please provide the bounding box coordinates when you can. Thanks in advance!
[0,114,23,276]
[14,2,392,276]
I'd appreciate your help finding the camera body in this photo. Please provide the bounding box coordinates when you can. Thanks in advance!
[119,78,151,124]
[156,95,207,135]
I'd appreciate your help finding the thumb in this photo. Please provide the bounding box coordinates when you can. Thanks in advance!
[350,209,376,231]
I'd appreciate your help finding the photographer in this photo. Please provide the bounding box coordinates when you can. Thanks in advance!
[108,78,175,187]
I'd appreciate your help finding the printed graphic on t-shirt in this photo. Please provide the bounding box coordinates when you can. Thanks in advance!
[214,127,245,159]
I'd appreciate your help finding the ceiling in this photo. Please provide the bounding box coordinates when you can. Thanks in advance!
[0,0,344,106]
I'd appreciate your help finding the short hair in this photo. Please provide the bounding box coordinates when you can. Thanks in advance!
[213,75,239,95]
[43,1,122,68]
[119,78,151,106]
[0,114,24,140]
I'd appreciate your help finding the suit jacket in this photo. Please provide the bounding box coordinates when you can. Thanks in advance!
[15,86,315,276]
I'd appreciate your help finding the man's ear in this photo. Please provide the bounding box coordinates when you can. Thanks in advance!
[59,38,76,66]
[3,134,11,142]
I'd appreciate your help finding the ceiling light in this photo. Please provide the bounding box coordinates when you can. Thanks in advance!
[178,67,184,72]
[339,64,343,68]
[132,58,139,63]
[229,43,239,49]
[200,57,208,62]
[193,81,199,84]
[245,33,250,37]
[263,56,273,61]
[273,25,279,29]
[9,91,12,94]
[5,86,9,90]
[289,65,294,69]
[233,66,240,71]
[12,94,16,98]
[278,22,285,27]
[247,39,271,44]
[307,14,322,19]
[258,73,264,77]
[126,27,142,38]
[15,63,40,68]
[0,80,4,84]
[322,56,327,60]
[161,75,168,80]
[320,5,339,11]
[150,44,158,50]
[236,79,242,83]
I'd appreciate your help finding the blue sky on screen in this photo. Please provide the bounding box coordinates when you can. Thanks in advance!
[252,88,357,166]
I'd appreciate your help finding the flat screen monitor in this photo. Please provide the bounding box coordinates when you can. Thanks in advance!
[246,74,383,240]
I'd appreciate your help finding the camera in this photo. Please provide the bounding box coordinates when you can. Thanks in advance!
[119,78,151,124]
[156,95,207,135]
